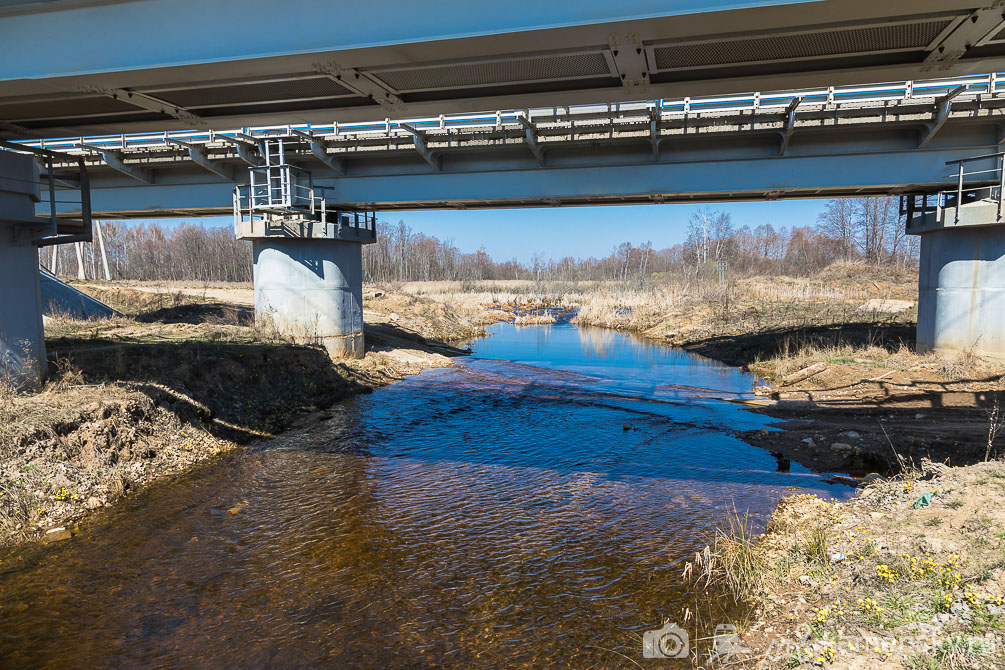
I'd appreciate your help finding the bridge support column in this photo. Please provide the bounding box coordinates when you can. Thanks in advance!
[910,194,1005,359]
[252,237,365,359]
[0,151,46,388]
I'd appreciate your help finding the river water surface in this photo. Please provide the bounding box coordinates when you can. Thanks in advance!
[0,323,852,668]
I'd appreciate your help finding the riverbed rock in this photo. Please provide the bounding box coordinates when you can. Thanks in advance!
[801,437,816,448]
[830,442,853,453]
[85,496,103,510]
[950,602,971,619]
[862,473,884,484]
[44,527,71,542]
[919,536,958,554]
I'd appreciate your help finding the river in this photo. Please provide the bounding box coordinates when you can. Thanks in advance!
[0,322,853,668]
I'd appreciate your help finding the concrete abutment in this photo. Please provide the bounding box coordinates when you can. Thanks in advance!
[0,151,46,388]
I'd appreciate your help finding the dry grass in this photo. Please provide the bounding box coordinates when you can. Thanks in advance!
[738,462,1005,669]
[907,636,995,670]
[684,510,768,605]
[986,381,1005,461]
[750,337,1005,387]
[799,521,830,565]
[513,313,557,325]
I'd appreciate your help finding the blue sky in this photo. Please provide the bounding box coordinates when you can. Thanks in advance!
[159,199,828,264]
[391,200,828,262]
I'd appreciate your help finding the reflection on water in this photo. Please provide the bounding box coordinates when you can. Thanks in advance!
[0,323,851,668]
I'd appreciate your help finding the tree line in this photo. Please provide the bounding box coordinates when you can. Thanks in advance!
[40,196,918,284]
[40,222,252,283]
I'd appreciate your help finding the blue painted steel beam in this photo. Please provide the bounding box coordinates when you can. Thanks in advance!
[82,146,979,216]
[0,0,809,81]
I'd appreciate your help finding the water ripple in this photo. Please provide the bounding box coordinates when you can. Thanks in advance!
[0,323,853,669]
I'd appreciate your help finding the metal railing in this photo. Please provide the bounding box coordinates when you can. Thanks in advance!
[233,176,331,224]
[902,151,1005,226]
[0,139,91,245]
[13,72,1005,156]
[945,152,1005,223]
[248,163,316,211]
[233,179,377,238]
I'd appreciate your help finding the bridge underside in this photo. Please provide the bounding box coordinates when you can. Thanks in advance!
[3,1,1005,139]
[81,147,994,216]
[59,116,1005,216]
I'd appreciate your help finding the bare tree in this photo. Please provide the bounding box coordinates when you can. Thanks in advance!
[817,199,856,261]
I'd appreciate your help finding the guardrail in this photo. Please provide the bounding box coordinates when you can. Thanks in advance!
[11,72,1005,154]
[0,139,91,245]
[902,151,1005,227]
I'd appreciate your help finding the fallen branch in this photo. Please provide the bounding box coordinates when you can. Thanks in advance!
[781,362,827,386]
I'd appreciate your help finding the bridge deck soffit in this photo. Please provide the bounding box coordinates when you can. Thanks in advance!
[2,2,1005,138]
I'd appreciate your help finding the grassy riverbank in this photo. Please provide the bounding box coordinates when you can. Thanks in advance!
[0,283,480,550]
[689,459,1005,669]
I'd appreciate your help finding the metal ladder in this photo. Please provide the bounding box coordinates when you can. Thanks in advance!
[264,138,289,209]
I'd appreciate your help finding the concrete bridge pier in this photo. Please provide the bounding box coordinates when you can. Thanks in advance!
[240,215,376,359]
[0,151,46,388]
[253,237,364,358]
[909,190,1005,359]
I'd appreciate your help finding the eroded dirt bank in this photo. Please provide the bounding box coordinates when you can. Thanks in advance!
[0,283,484,550]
